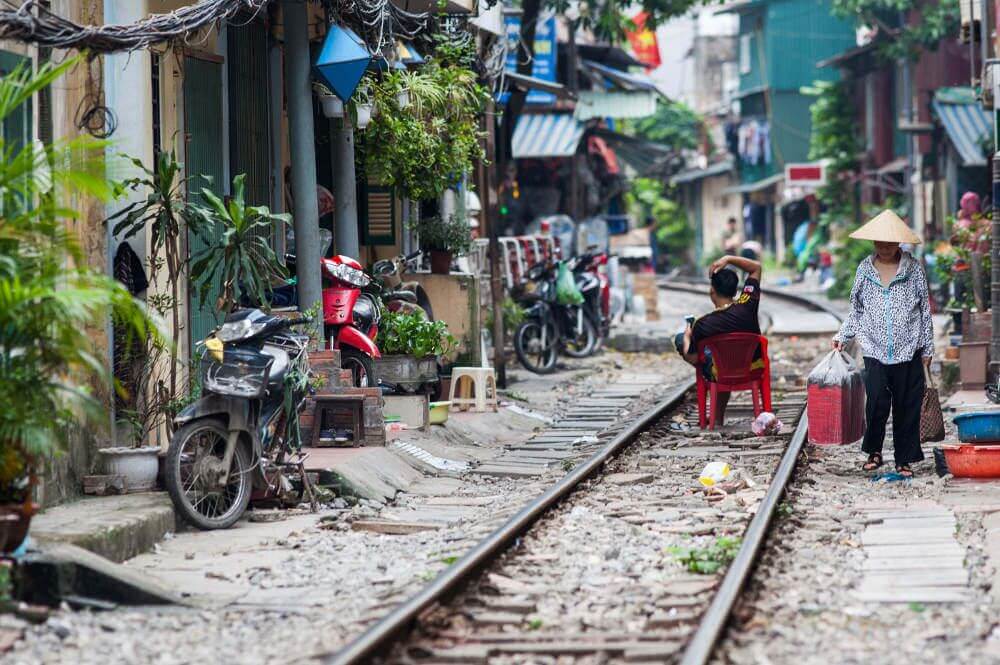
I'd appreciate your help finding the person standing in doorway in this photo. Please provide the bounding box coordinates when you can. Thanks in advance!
[832,210,933,479]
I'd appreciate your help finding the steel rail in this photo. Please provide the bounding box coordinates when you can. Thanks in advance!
[324,378,696,665]
[668,280,842,665]
[661,278,847,321]
[678,411,809,665]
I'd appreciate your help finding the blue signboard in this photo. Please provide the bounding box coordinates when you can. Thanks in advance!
[502,15,557,105]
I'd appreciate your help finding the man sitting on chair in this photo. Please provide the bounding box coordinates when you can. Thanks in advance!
[675,255,763,426]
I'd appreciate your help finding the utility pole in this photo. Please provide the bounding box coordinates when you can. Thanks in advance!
[332,116,360,258]
[567,15,580,221]
[283,0,322,340]
[991,153,1000,382]
[486,97,507,387]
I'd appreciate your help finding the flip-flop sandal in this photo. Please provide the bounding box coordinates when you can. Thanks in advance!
[862,453,883,472]
[896,465,914,479]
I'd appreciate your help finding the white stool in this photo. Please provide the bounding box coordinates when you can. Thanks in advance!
[448,367,498,412]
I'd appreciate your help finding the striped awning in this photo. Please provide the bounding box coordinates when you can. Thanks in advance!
[512,113,584,159]
[933,94,992,167]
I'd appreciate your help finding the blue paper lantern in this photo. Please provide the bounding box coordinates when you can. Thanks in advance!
[314,24,372,101]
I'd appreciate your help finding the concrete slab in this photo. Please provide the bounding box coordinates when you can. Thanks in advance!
[305,446,424,502]
[21,542,186,607]
[30,492,175,562]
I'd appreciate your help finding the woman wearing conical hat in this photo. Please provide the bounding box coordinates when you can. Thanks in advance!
[831,210,933,478]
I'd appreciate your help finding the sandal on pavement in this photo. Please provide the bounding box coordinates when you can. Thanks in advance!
[896,465,914,479]
[862,453,883,472]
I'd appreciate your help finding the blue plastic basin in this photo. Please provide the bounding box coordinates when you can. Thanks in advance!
[953,411,1000,443]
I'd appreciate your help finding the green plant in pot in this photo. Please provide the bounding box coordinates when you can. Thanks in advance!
[409,215,472,275]
[0,58,154,548]
[189,173,290,314]
[375,311,456,394]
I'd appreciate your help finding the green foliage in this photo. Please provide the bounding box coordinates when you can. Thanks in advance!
[634,100,703,151]
[831,0,960,61]
[409,215,473,254]
[363,53,488,201]
[0,58,154,477]
[544,1,725,41]
[667,537,741,574]
[486,296,526,344]
[626,178,692,267]
[377,311,456,358]
[805,80,860,226]
[806,80,864,297]
[188,174,290,314]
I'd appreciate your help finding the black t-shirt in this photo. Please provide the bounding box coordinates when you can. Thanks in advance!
[691,277,761,349]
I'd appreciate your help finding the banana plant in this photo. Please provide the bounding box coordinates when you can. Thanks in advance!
[189,174,291,314]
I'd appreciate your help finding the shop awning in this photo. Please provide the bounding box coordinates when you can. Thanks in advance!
[506,72,575,100]
[723,172,784,194]
[512,113,584,159]
[670,159,735,185]
[575,90,659,120]
[582,60,661,93]
[933,90,992,167]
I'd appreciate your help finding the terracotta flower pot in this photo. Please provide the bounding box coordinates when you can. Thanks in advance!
[429,250,452,275]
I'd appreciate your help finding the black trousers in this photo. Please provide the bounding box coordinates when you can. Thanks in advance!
[862,354,926,466]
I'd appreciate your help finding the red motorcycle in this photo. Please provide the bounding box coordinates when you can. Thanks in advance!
[267,229,381,388]
[321,255,381,387]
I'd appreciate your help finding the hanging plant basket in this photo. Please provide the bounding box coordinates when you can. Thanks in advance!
[319,94,344,118]
[355,103,374,130]
[396,88,411,109]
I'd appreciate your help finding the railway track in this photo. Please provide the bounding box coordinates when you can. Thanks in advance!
[322,285,839,665]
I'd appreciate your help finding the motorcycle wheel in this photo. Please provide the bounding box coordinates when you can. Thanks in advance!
[514,320,559,374]
[562,310,598,359]
[342,348,376,387]
[166,418,252,530]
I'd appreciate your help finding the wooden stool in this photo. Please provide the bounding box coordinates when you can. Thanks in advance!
[448,367,498,412]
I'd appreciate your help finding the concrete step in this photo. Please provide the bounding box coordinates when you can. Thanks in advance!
[30,492,176,563]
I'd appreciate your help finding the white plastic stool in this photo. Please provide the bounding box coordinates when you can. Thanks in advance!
[448,367,498,412]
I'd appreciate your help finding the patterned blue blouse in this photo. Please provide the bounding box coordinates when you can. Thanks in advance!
[833,253,934,364]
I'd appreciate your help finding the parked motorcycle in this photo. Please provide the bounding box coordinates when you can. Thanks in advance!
[166,309,314,530]
[512,262,596,373]
[371,250,434,320]
[264,229,381,387]
[321,254,381,387]
[570,250,611,351]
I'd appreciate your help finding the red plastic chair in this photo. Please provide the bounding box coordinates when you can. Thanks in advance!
[696,333,772,430]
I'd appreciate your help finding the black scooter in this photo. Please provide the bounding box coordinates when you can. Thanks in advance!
[512,262,596,374]
[165,309,314,530]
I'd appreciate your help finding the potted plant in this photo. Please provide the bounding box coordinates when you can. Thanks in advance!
[363,56,487,201]
[0,58,154,542]
[352,76,376,130]
[313,81,344,118]
[410,215,473,274]
[375,311,456,394]
[189,173,291,314]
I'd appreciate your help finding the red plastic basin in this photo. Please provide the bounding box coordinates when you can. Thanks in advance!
[942,444,1000,478]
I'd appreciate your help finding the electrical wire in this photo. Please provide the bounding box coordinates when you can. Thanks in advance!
[0,0,269,53]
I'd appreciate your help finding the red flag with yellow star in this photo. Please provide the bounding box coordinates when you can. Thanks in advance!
[625,12,661,70]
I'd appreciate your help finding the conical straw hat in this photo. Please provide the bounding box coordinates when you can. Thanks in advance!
[849,209,921,244]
